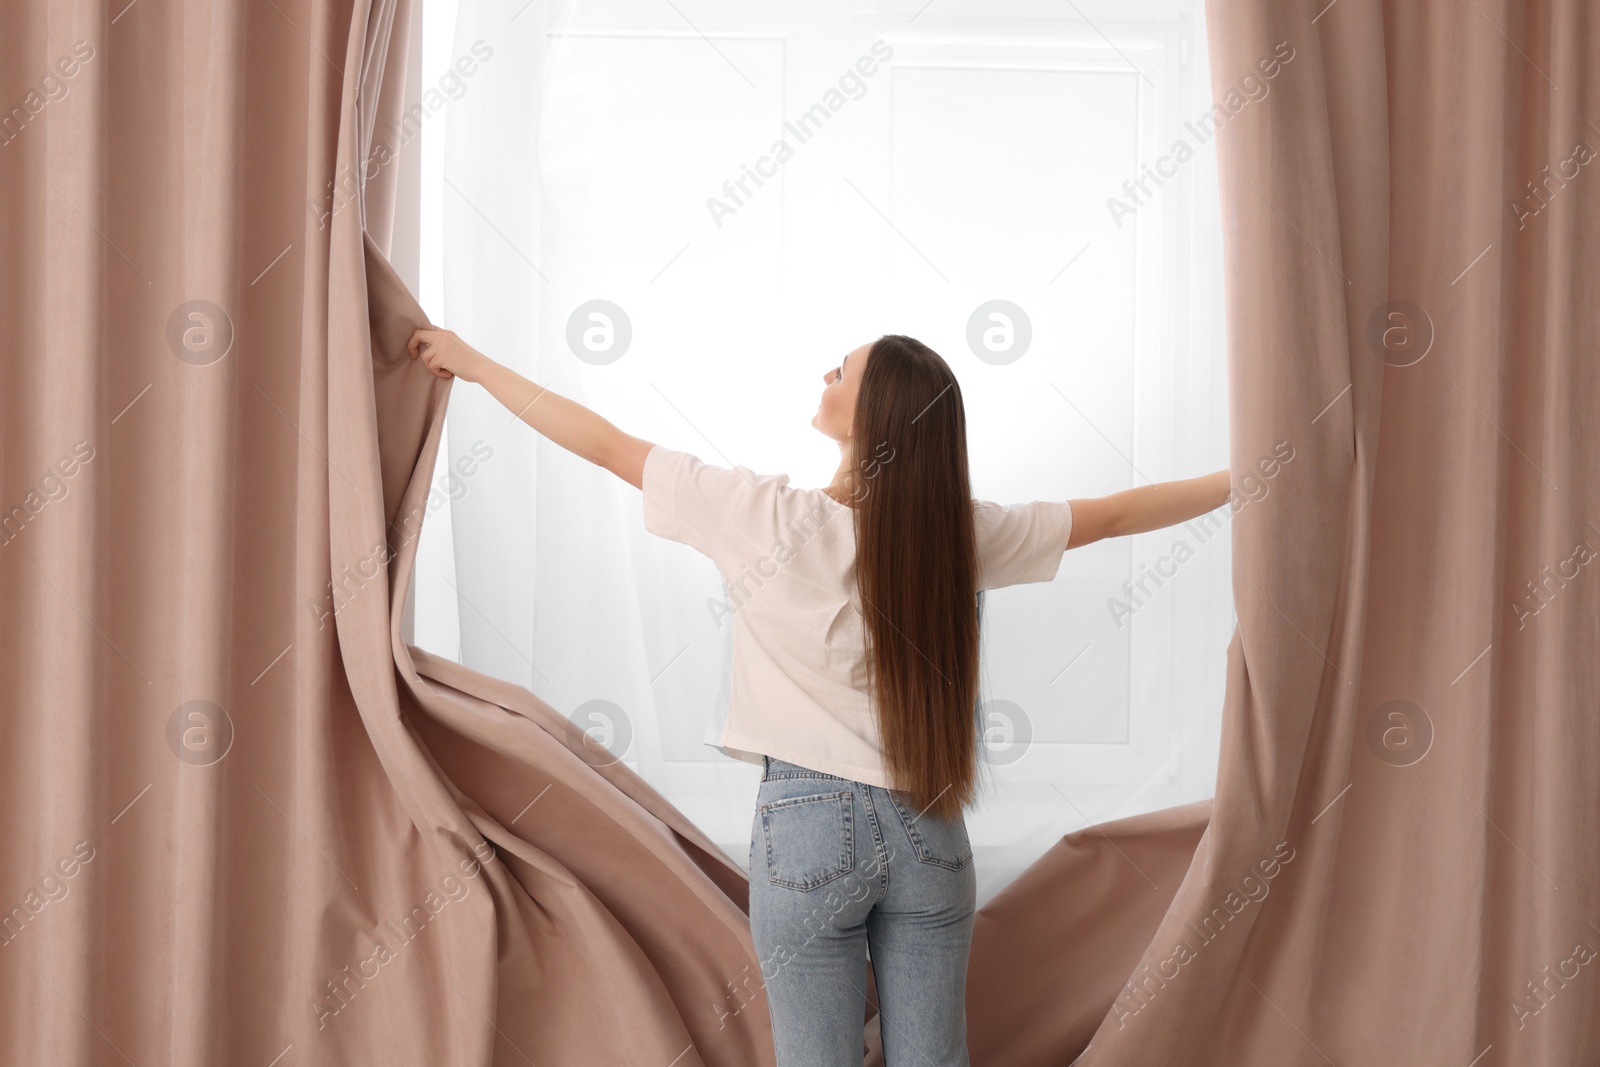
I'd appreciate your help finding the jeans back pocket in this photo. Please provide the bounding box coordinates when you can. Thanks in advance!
[759,789,855,891]
[886,791,972,871]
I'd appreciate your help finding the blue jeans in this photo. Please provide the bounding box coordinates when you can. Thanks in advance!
[748,755,977,1066]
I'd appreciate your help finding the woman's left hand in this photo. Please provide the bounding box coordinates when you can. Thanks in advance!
[408,327,488,382]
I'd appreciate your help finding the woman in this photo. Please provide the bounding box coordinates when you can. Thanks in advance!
[408,327,1229,1066]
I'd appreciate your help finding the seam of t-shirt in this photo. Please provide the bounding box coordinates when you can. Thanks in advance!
[723,485,850,599]
[649,444,681,541]
[1040,500,1069,558]
[724,466,799,562]
[665,447,680,540]
[642,444,660,524]
[1040,501,1070,577]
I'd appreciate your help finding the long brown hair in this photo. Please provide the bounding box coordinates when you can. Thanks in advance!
[847,334,981,821]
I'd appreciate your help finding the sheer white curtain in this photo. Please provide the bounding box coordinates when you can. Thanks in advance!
[415,0,1232,904]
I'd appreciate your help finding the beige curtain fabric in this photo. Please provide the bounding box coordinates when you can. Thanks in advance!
[962,2,1600,1064]
[2,1,772,1063]
[4,0,1596,1064]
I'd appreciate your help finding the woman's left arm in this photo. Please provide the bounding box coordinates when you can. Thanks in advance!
[1067,470,1230,548]
[408,327,654,489]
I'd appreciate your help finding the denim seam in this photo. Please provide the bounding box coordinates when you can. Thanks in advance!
[859,788,892,897]
[764,770,846,782]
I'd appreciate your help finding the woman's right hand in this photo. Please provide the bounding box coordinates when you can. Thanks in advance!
[408,327,489,383]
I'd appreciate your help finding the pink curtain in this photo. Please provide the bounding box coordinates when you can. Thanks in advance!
[962,1,1600,1063]
[4,0,1596,1064]
[2,1,771,1063]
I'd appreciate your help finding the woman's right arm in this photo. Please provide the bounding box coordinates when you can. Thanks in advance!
[408,327,654,489]
[1067,470,1230,549]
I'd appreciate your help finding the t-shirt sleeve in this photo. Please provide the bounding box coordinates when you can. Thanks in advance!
[641,444,763,559]
[973,498,1073,590]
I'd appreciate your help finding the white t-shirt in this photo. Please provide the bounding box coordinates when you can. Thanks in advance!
[641,444,1073,788]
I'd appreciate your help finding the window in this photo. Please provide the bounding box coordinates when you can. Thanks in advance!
[415,0,1231,896]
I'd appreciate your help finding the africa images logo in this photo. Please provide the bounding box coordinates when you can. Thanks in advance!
[705,40,894,228]
[1105,40,1296,229]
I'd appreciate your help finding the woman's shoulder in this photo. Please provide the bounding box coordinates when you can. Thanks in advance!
[662,447,851,517]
